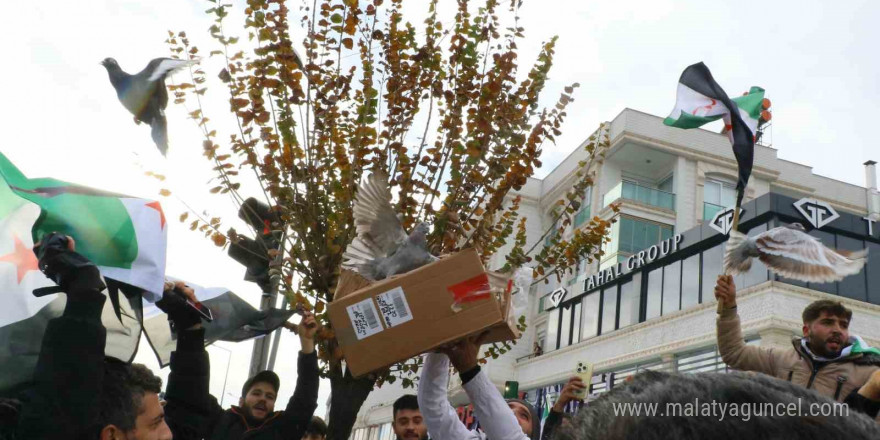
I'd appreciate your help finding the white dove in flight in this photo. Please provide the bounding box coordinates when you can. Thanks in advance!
[725,223,867,282]
[342,172,438,280]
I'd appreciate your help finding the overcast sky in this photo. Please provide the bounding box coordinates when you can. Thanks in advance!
[2,0,878,416]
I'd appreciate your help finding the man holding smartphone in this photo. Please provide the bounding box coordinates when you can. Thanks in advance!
[540,376,585,440]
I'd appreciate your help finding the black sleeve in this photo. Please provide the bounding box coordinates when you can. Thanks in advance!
[17,288,107,440]
[164,328,224,439]
[541,409,563,440]
[278,351,320,438]
[844,389,880,419]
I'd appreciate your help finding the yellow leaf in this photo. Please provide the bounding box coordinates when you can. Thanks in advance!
[179,212,189,222]
[159,189,171,197]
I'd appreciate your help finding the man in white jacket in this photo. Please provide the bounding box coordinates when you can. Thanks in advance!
[417,335,540,440]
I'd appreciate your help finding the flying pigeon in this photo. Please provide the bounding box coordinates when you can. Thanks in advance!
[724,223,867,282]
[100,57,197,156]
[342,172,438,281]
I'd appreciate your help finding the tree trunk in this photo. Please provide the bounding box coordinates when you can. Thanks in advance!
[326,367,376,440]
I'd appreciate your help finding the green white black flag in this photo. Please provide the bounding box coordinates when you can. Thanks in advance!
[664,62,762,203]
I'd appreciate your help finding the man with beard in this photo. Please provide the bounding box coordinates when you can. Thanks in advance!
[392,395,428,440]
[163,305,319,439]
[715,275,880,417]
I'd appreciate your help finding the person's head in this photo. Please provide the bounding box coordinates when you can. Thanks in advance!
[555,370,880,440]
[239,370,280,422]
[802,299,852,357]
[559,412,573,428]
[392,395,427,440]
[302,416,327,440]
[98,362,171,440]
[506,399,539,440]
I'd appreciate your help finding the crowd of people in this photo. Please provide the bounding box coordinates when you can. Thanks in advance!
[2,235,880,439]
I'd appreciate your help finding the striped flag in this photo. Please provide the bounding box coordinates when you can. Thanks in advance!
[664,62,763,203]
[0,154,292,393]
[141,277,295,366]
[0,152,166,301]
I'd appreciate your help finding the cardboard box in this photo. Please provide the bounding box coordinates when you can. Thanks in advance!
[328,248,520,377]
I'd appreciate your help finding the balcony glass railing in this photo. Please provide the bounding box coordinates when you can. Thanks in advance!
[603,181,676,211]
[703,202,726,221]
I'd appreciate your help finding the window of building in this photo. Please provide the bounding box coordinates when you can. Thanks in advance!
[658,175,674,193]
[571,301,582,343]
[618,216,675,254]
[704,179,737,207]
[736,223,770,290]
[618,273,641,328]
[701,242,724,303]
[808,229,837,295]
[580,291,600,341]
[544,227,559,248]
[559,303,573,349]
[546,309,559,351]
[662,260,681,314]
[867,241,880,305]
[538,293,551,313]
[837,235,867,301]
[681,254,700,309]
[646,269,663,320]
[601,287,618,334]
[575,187,593,227]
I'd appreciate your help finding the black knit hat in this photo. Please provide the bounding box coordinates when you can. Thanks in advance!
[241,370,280,397]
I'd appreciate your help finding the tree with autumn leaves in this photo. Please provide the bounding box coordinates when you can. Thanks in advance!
[164,0,614,437]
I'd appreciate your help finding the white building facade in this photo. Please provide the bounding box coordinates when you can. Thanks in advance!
[349,108,880,439]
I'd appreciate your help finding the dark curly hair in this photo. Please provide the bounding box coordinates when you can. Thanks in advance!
[97,361,163,433]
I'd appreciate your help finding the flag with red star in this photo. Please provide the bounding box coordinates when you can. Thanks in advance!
[0,152,167,302]
[0,161,145,393]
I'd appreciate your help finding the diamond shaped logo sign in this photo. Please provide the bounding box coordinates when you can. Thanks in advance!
[709,207,745,235]
[793,198,839,229]
[549,287,567,308]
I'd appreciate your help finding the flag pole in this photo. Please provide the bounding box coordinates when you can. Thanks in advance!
[718,189,743,314]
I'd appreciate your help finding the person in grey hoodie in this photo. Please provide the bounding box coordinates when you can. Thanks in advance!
[418,334,540,440]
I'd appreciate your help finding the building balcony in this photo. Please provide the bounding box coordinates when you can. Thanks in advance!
[702,201,726,221]
[603,181,675,211]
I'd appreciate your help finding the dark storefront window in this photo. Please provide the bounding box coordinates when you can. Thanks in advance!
[646,269,662,320]
[601,287,618,334]
[662,260,682,314]
[733,223,770,290]
[837,235,867,301]
[868,241,880,305]
[547,309,559,350]
[547,203,876,351]
[701,243,724,302]
[681,254,700,309]
[581,292,600,340]
[809,229,837,294]
[559,303,572,349]
[619,274,642,328]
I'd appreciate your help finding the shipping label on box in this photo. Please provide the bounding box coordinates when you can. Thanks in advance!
[375,286,413,328]
[346,298,384,340]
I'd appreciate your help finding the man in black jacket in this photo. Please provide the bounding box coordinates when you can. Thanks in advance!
[163,295,320,440]
[16,234,173,440]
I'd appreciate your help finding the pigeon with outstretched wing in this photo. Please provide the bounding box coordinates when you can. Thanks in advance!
[342,172,437,280]
[101,57,197,156]
[725,223,867,282]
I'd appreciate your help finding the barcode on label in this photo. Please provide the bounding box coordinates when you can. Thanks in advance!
[364,305,380,329]
[376,286,413,328]
[346,298,384,340]
[392,291,409,318]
